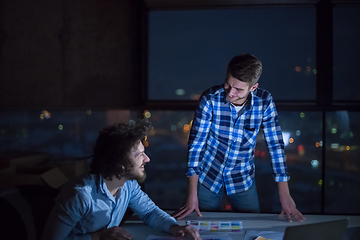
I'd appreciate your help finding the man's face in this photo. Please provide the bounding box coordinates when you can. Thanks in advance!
[224,74,258,106]
[126,141,150,183]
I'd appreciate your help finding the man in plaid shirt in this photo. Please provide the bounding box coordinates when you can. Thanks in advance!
[172,54,305,222]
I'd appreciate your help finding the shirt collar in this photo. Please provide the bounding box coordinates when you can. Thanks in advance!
[220,85,228,104]
[99,175,107,194]
[99,175,125,201]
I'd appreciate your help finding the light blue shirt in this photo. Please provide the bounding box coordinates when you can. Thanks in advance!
[42,174,177,240]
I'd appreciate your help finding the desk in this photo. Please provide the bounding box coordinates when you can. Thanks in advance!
[122,212,360,240]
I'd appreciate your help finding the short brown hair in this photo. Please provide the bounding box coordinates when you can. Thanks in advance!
[227,53,262,86]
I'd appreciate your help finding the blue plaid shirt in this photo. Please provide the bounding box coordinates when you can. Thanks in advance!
[187,85,290,195]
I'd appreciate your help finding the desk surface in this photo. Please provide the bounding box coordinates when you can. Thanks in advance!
[122,211,360,240]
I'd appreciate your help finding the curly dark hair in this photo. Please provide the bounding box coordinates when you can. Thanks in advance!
[90,119,151,180]
[227,53,263,86]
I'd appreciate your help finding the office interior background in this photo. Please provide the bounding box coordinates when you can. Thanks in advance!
[0,0,359,215]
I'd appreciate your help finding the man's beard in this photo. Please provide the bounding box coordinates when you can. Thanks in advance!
[126,170,147,184]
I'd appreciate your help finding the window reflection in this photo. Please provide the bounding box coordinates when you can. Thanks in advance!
[2,109,359,214]
[0,110,136,159]
[256,111,322,213]
[144,111,193,208]
[325,111,360,214]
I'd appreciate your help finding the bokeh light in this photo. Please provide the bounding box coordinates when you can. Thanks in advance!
[318,179,323,186]
[175,89,186,96]
[144,110,151,119]
[40,110,51,120]
[171,125,177,131]
[311,159,319,168]
[183,124,191,133]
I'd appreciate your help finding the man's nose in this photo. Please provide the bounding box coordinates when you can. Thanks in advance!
[229,88,236,96]
[144,154,150,162]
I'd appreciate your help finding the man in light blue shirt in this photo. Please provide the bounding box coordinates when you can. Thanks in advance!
[42,120,201,240]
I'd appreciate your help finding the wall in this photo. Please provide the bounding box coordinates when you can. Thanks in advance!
[0,0,142,110]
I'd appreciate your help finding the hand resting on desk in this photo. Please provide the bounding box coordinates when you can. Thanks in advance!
[169,224,202,240]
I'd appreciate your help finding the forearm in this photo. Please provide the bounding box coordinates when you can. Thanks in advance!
[141,208,177,232]
[130,182,177,232]
[277,181,290,197]
[187,175,199,196]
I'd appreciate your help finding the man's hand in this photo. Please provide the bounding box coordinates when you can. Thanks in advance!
[171,193,202,219]
[172,175,202,219]
[91,226,133,240]
[169,225,202,240]
[278,182,305,222]
[279,194,305,222]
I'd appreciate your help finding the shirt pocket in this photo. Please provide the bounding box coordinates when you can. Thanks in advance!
[240,125,259,149]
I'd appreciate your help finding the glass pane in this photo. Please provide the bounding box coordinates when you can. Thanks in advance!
[255,111,322,213]
[148,7,316,101]
[333,6,360,101]
[0,110,136,159]
[325,111,360,214]
[144,110,194,209]
[144,110,323,213]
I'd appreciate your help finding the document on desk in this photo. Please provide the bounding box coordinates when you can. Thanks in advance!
[146,234,233,240]
[186,220,243,232]
[243,230,284,240]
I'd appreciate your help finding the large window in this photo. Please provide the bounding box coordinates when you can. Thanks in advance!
[148,7,316,101]
[144,2,360,215]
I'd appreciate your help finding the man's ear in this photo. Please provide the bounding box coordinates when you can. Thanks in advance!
[250,83,259,92]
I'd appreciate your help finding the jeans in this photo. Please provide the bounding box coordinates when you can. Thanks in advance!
[197,182,260,213]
